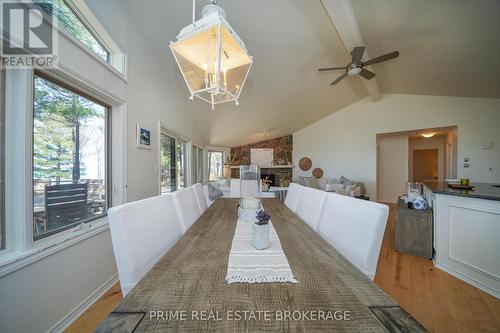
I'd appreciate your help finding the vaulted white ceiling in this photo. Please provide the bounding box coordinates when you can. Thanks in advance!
[351,0,500,98]
[123,0,500,147]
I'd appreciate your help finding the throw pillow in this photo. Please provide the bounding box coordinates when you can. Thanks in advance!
[316,177,327,190]
[325,183,344,192]
[303,177,321,189]
[327,178,341,184]
[208,183,223,200]
[340,176,354,186]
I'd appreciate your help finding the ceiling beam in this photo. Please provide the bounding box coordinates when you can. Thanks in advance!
[321,0,380,101]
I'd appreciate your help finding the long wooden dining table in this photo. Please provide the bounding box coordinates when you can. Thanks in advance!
[96,198,427,332]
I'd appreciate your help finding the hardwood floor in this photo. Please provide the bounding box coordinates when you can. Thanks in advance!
[65,283,122,333]
[374,204,500,333]
[66,204,500,333]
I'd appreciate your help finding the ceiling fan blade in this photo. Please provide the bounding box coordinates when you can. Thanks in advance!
[318,66,346,71]
[351,46,365,63]
[330,72,347,85]
[359,68,376,80]
[362,51,399,66]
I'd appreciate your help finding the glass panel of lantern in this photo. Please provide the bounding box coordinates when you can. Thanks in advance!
[170,22,252,106]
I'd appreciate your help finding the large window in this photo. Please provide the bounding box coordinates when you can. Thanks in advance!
[208,151,223,181]
[34,0,110,62]
[33,74,109,240]
[160,130,187,194]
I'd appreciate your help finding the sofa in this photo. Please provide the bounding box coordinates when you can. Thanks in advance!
[298,175,366,198]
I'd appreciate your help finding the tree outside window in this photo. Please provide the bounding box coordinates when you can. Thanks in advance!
[33,75,107,239]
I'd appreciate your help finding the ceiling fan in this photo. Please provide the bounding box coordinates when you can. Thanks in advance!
[318,47,399,85]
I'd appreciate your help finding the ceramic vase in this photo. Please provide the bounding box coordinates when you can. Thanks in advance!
[252,223,269,250]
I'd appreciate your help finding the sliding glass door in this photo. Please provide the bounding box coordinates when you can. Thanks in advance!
[160,129,187,194]
[160,133,176,193]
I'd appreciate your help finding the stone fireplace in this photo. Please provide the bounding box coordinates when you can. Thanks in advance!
[229,135,293,187]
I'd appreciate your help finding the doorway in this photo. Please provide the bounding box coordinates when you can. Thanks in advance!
[412,149,438,182]
[376,126,457,203]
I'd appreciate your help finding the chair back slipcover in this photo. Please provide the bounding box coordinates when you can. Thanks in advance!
[192,183,208,213]
[108,194,182,296]
[172,187,202,232]
[295,186,327,230]
[284,182,302,212]
[317,193,389,280]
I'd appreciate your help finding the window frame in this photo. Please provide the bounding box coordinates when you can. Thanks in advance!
[176,139,187,190]
[208,150,224,182]
[0,65,126,277]
[160,131,177,194]
[30,0,127,78]
[32,71,112,241]
[62,0,112,63]
[197,147,203,183]
[0,67,4,250]
[33,0,111,63]
[191,145,204,185]
[158,123,197,194]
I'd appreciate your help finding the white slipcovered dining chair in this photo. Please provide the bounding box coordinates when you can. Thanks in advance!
[295,186,327,231]
[172,187,202,233]
[192,183,208,213]
[108,194,182,296]
[284,182,303,213]
[316,193,389,280]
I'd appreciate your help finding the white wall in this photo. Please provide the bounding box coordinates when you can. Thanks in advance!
[0,232,117,333]
[293,94,500,201]
[85,0,204,202]
[377,134,408,203]
[0,1,206,332]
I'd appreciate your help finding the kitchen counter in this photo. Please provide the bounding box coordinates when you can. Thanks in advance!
[423,181,500,201]
[423,181,500,298]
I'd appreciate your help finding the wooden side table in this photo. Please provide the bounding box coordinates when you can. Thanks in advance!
[395,198,433,259]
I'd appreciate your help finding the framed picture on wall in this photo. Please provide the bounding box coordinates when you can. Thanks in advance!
[251,148,274,166]
[136,124,152,149]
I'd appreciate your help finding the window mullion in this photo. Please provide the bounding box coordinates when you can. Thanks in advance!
[4,70,34,252]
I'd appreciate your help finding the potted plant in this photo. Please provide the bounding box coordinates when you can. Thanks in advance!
[252,210,271,250]
[262,176,272,192]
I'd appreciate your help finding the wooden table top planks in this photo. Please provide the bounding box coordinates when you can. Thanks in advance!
[97,198,427,332]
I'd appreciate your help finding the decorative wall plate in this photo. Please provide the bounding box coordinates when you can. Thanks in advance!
[312,168,324,179]
[299,157,312,171]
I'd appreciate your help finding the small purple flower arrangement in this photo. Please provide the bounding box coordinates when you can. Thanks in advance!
[255,210,271,226]
[253,210,271,250]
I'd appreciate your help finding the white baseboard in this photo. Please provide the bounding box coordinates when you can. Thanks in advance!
[435,262,500,299]
[48,273,119,333]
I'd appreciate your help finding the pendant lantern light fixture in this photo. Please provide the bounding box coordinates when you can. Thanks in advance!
[170,0,253,110]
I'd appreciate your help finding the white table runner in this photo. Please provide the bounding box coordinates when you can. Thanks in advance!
[225,220,298,284]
